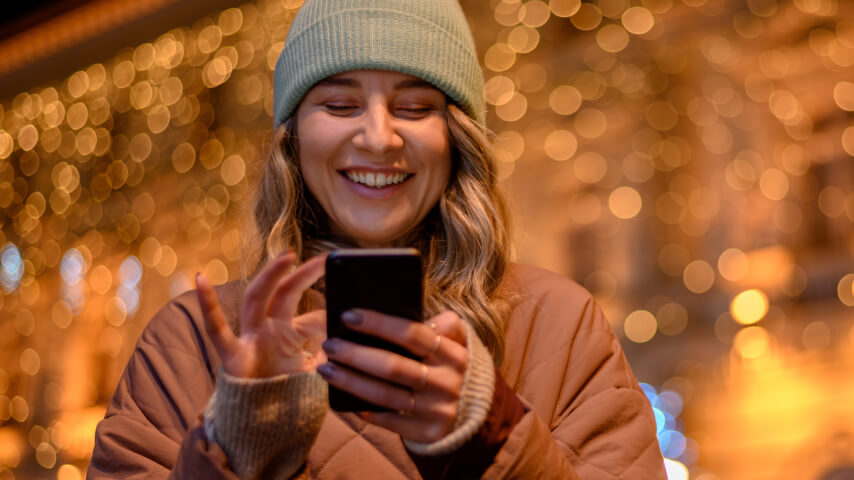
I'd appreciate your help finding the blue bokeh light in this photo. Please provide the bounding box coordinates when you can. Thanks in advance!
[639,382,657,404]
[653,407,666,433]
[661,430,687,458]
[117,284,140,314]
[60,249,87,285]
[656,390,684,417]
[643,380,695,466]
[0,243,23,292]
[119,256,143,285]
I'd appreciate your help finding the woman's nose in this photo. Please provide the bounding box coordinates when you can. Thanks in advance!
[353,104,404,154]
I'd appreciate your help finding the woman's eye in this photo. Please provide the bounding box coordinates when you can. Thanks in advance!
[397,106,432,118]
[324,104,358,115]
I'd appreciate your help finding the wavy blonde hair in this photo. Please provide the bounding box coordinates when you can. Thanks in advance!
[247,105,512,363]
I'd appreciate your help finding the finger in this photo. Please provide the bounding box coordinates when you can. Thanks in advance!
[322,338,462,395]
[344,310,468,368]
[268,254,327,319]
[318,362,414,412]
[427,311,468,346]
[359,411,454,444]
[196,273,237,359]
[242,252,298,330]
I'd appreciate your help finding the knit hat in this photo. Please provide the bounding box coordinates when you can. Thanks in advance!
[273,0,485,128]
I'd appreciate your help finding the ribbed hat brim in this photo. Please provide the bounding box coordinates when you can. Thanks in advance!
[273,1,485,127]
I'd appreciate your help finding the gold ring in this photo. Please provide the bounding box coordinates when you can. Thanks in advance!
[427,335,441,359]
[415,364,428,390]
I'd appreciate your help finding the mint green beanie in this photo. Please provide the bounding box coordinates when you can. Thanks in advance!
[273,0,485,128]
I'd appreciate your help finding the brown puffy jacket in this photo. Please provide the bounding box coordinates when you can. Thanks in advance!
[88,263,666,479]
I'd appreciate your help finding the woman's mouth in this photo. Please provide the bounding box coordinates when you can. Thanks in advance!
[340,170,413,188]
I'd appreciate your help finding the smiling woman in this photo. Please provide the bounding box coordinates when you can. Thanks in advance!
[87,0,665,478]
[296,71,452,247]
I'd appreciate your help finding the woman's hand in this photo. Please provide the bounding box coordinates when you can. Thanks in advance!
[319,309,469,443]
[196,251,327,378]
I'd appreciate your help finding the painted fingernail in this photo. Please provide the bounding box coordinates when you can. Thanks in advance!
[317,363,334,379]
[322,339,338,354]
[342,310,362,325]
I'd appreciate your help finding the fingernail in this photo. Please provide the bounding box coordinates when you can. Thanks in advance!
[317,363,334,379]
[322,339,338,354]
[342,310,362,325]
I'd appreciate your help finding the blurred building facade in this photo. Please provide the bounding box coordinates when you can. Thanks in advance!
[0,0,853,479]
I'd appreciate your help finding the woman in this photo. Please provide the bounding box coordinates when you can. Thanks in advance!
[89,0,666,478]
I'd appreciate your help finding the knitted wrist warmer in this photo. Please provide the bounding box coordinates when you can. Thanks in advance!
[403,322,496,456]
[203,369,328,479]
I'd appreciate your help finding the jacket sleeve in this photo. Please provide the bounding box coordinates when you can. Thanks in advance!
[87,295,316,480]
[87,298,237,479]
[483,278,667,479]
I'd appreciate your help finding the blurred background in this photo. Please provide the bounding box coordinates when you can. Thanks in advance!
[0,0,853,478]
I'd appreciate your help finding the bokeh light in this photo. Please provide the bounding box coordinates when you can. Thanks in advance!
[717,248,748,282]
[663,458,689,480]
[683,260,715,294]
[609,186,642,219]
[839,274,854,306]
[730,289,769,326]
[624,310,657,343]
[0,243,23,292]
[733,326,770,360]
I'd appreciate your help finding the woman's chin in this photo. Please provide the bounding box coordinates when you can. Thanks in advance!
[338,223,413,248]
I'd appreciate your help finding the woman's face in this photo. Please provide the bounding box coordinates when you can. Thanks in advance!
[295,70,452,247]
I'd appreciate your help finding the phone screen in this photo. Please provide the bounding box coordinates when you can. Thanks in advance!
[324,248,423,411]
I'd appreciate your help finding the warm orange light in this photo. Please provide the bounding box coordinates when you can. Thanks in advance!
[718,248,748,282]
[837,274,854,306]
[733,326,770,359]
[683,260,715,294]
[609,186,642,219]
[58,464,83,480]
[730,289,769,325]
[623,310,657,343]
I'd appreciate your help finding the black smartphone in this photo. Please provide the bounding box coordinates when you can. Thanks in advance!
[324,248,424,411]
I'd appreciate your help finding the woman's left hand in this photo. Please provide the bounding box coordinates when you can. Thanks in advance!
[319,309,469,443]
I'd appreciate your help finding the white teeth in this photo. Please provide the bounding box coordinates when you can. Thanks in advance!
[344,170,410,188]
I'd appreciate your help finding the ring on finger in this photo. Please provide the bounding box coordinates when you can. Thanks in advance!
[415,364,429,391]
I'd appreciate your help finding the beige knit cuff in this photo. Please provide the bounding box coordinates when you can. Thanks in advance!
[203,369,328,479]
[403,322,496,456]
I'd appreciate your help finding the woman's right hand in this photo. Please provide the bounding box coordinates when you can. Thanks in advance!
[195,251,327,378]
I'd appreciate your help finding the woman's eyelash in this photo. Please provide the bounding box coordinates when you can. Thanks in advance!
[321,103,433,116]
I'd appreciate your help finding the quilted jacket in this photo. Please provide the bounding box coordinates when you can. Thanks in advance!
[88,263,666,479]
